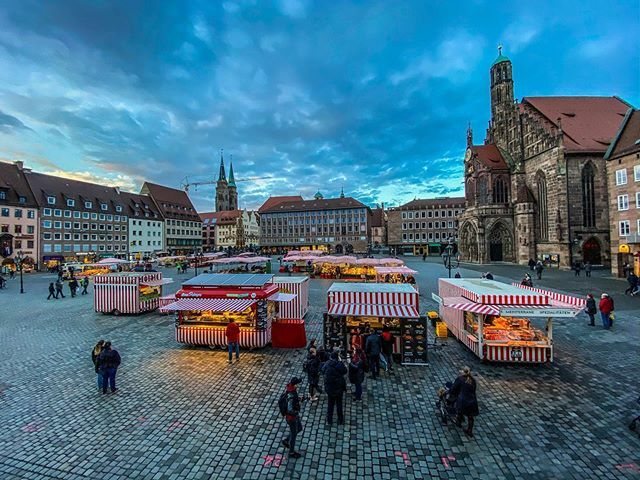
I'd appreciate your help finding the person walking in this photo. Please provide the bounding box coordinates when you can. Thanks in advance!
[450,366,479,438]
[55,278,65,298]
[323,352,347,425]
[422,252,427,262]
[380,326,395,373]
[528,258,536,271]
[585,294,597,326]
[280,377,303,459]
[365,330,382,379]
[304,347,321,401]
[584,261,592,277]
[534,261,544,280]
[225,319,240,363]
[573,261,582,277]
[47,282,56,300]
[91,340,105,390]
[69,277,79,297]
[81,276,89,295]
[348,347,365,401]
[98,341,121,394]
[598,293,613,330]
[625,272,638,295]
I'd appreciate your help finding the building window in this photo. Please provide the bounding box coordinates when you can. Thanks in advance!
[85,201,92,209]
[615,169,627,186]
[617,194,629,211]
[14,209,22,218]
[0,191,5,200]
[581,163,596,227]
[64,210,71,218]
[492,177,508,203]
[619,220,630,237]
[635,165,640,182]
[43,244,52,252]
[116,206,122,212]
[27,225,34,234]
[74,211,81,218]
[54,209,62,217]
[67,199,75,207]
[47,196,56,205]
[44,208,51,216]
[536,172,548,240]
[42,220,52,228]
[101,203,108,211]
[82,212,89,219]
[636,192,640,209]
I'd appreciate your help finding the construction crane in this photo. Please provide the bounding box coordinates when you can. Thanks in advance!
[181,176,273,192]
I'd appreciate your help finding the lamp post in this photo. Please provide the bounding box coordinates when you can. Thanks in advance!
[442,237,459,278]
[193,249,203,277]
[15,250,25,294]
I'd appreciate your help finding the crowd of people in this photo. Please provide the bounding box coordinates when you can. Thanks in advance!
[47,274,89,299]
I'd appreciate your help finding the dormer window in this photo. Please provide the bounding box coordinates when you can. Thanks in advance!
[135,203,139,208]
[101,203,108,211]
[67,199,75,207]
[85,201,92,209]
[19,196,26,204]
[0,191,5,200]
[115,205,122,212]
[47,196,56,205]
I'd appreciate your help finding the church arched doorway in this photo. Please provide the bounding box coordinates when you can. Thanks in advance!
[459,222,478,263]
[334,244,343,254]
[488,222,514,262]
[582,237,601,265]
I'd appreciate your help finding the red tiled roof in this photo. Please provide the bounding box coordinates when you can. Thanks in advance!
[260,196,367,213]
[199,210,242,226]
[258,195,303,213]
[605,109,640,160]
[522,96,630,153]
[371,208,384,227]
[397,197,466,210]
[0,161,38,207]
[471,144,509,170]
[140,182,200,221]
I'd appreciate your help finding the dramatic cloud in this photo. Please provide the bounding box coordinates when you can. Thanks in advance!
[0,0,637,211]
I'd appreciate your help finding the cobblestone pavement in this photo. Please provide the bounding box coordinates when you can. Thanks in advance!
[0,264,639,479]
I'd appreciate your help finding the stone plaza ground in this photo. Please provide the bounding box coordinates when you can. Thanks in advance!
[0,258,639,479]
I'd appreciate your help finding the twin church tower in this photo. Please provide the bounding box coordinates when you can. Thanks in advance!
[215,152,238,212]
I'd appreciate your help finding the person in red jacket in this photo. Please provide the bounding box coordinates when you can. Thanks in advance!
[598,293,613,329]
[226,320,240,363]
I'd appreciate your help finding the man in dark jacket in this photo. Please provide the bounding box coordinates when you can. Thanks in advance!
[304,348,321,401]
[47,282,56,300]
[98,341,121,394]
[625,272,638,295]
[281,377,303,459]
[69,277,79,297]
[323,352,347,425]
[81,276,89,295]
[365,331,382,379]
[55,279,65,298]
[380,326,395,373]
[534,261,544,280]
[585,294,596,326]
[348,347,365,401]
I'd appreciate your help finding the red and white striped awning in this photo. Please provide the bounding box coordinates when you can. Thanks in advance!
[267,293,297,302]
[442,296,579,316]
[160,298,256,312]
[141,278,174,287]
[328,303,419,318]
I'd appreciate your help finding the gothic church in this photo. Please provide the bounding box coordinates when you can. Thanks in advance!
[215,153,238,212]
[458,48,632,267]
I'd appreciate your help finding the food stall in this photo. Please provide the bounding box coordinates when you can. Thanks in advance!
[271,276,310,348]
[161,273,294,349]
[374,266,419,289]
[324,283,427,366]
[94,272,173,315]
[436,278,585,363]
[62,262,114,279]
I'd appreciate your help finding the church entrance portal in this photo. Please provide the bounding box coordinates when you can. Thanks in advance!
[488,222,514,263]
[582,237,602,265]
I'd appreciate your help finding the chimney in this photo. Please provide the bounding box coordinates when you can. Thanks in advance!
[14,161,24,170]
[114,186,121,194]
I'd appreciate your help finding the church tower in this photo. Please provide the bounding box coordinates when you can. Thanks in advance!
[228,156,238,211]
[215,151,229,212]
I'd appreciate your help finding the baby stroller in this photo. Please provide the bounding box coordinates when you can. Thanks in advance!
[436,381,458,425]
[630,397,640,432]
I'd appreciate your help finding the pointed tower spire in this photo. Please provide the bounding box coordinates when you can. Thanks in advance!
[340,186,345,198]
[218,149,226,182]
[466,122,473,147]
[228,154,236,187]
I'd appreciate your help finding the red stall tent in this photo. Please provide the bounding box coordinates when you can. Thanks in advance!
[436,278,585,364]
[271,276,310,348]
[94,272,173,315]
[324,283,427,365]
[161,273,294,349]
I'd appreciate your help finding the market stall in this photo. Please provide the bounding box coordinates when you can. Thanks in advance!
[161,273,294,349]
[271,276,310,348]
[374,266,419,289]
[94,272,173,315]
[324,283,427,365]
[436,278,585,363]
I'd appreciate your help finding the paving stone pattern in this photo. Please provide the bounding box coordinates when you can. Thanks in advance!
[0,264,638,479]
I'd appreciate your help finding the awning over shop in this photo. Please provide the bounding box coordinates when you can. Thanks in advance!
[442,296,581,317]
[267,292,297,302]
[442,297,498,315]
[160,298,256,312]
[141,278,174,287]
[328,303,419,318]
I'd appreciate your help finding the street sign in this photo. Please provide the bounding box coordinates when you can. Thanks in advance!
[431,292,442,304]
[499,307,579,318]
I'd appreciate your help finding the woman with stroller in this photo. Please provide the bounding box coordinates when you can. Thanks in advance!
[450,366,479,438]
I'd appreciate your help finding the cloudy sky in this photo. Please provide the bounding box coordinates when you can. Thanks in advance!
[0,0,638,211]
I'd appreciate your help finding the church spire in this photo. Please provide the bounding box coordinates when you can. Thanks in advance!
[228,155,236,187]
[218,149,226,182]
[466,122,473,147]
[340,186,345,198]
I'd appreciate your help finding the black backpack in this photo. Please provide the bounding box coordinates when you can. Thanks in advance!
[278,391,289,416]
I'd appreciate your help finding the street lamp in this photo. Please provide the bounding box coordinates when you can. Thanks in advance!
[442,237,459,279]
[193,249,204,277]
[15,250,25,294]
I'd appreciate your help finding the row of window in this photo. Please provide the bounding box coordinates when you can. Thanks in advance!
[43,233,127,242]
[263,236,367,244]
[43,208,127,222]
[131,220,162,227]
[131,230,161,237]
[402,232,452,241]
[0,191,27,203]
[166,219,201,227]
[615,165,640,186]
[0,207,36,219]
[46,196,123,212]
[43,244,128,253]
[264,209,366,219]
[12,240,35,250]
[167,229,200,236]
[42,220,127,231]
[131,240,162,247]
[616,193,640,211]
[401,209,461,219]
[619,220,640,237]
[402,221,456,230]
[0,224,35,234]
[264,225,366,235]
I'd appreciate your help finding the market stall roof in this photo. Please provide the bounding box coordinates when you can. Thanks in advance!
[237,252,257,257]
[510,283,586,308]
[160,298,256,312]
[97,258,129,264]
[355,258,383,265]
[267,292,297,302]
[203,252,226,258]
[328,303,419,318]
[183,273,274,287]
[141,278,174,286]
[273,276,309,283]
[374,266,418,275]
[441,296,581,317]
[378,258,405,266]
[442,278,549,305]
[328,282,417,294]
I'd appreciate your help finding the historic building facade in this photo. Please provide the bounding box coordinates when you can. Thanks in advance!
[604,108,640,276]
[458,49,631,267]
[215,153,238,212]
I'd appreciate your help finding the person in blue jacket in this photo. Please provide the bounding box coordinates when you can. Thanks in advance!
[449,366,479,438]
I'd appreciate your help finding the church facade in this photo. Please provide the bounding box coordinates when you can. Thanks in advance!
[458,49,631,268]
[215,154,238,212]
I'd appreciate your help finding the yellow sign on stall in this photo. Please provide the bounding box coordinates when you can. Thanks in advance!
[619,244,630,253]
